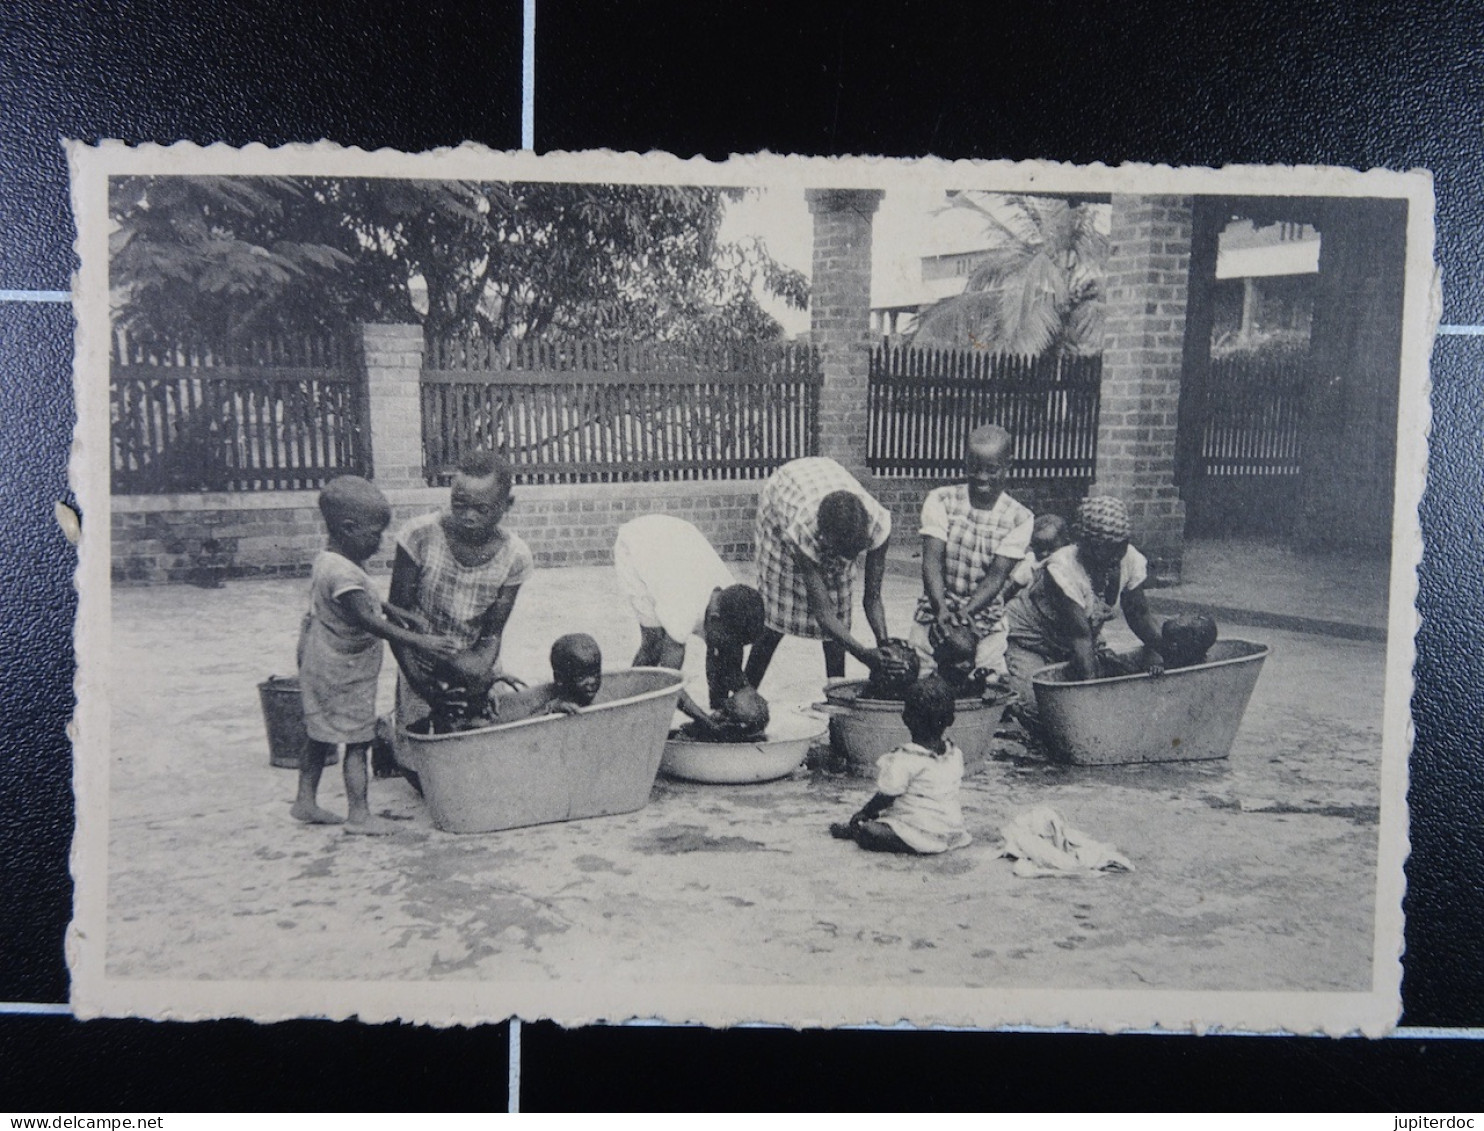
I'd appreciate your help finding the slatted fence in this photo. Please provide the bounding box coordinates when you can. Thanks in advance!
[421,338,821,484]
[110,332,367,493]
[1200,354,1310,477]
[867,344,1102,479]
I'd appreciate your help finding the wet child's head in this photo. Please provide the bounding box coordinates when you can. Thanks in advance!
[1030,513,1071,559]
[930,622,979,692]
[1160,613,1218,669]
[550,633,603,707]
[964,424,1013,508]
[865,638,921,700]
[1073,496,1131,571]
[816,490,873,562]
[447,450,515,548]
[706,584,767,648]
[719,685,771,736]
[902,675,956,745]
[319,475,392,564]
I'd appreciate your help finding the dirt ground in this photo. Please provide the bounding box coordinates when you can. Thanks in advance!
[103,559,1386,995]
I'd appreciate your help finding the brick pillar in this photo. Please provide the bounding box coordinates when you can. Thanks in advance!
[1096,195,1193,581]
[807,188,883,479]
[359,323,426,489]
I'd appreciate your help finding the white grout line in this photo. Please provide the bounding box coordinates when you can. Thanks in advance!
[521,0,535,151]
[508,1016,522,1112]
[0,289,70,303]
[0,1002,71,1015]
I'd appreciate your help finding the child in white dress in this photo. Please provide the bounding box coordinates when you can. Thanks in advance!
[830,676,972,855]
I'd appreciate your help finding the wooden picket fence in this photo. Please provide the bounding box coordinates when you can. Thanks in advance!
[110,332,367,493]
[421,338,822,484]
[1199,353,1310,478]
[867,344,1103,479]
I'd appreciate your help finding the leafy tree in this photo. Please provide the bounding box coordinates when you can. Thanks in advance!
[911,193,1108,358]
[110,177,808,348]
[109,176,363,341]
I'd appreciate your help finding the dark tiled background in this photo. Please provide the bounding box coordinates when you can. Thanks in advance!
[3,0,1481,1109]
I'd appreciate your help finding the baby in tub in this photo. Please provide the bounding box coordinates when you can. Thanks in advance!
[1157,613,1219,671]
[540,633,603,715]
[672,685,771,742]
[413,633,603,732]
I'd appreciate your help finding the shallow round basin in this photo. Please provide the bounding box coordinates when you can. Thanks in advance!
[661,708,827,783]
[820,679,1010,776]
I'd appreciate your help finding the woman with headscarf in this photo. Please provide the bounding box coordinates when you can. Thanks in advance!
[1001,495,1165,727]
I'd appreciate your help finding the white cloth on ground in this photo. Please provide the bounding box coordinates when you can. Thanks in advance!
[997,805,1135,877]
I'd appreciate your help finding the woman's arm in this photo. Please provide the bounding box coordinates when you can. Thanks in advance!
[800,554,877,665]
[961,553,1020,620]
[861,542,892,646]
[921,536,952,622]
[446,584,523,694]
[851,791,896,826]
[1121,586,1166,671]
[1047,573,1098,681]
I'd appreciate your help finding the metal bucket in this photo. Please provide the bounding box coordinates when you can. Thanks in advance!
[817,679,1011,777]
[395,667,685,833]
[256,675,337,769]
[1031,639,1269,765]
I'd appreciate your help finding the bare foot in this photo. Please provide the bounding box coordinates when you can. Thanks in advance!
[290,802,345,825]
[344,815,401,836]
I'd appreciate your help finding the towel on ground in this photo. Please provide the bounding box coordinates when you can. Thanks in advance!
[998,805,1135,878]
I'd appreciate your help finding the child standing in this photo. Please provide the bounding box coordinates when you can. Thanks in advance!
[910,424,1035,681]
[829,676,973,855]
[293,476,458,833]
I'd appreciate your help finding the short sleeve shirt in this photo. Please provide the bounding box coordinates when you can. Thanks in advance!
[874,740,973,854]
[612,514,737,643]
[396,511,534,650]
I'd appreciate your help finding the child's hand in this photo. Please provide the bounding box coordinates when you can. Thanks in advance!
[1146,651,1166,677]
[544,698,582,716]
[418,634,464,661]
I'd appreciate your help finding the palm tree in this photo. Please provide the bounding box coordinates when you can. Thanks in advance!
[911,193,1108,357]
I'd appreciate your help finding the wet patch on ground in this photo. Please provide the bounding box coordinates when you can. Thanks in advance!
[631,823,775,854]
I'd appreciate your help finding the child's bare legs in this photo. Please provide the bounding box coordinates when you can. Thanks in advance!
[291,740,344,825]
[342,742,399,835]
[829,819,917,854]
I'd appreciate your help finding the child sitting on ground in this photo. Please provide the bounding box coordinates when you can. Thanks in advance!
[829,675,973,855]
[1158,613,1218,670]
[293,476,459,833]
[541,633,604,715]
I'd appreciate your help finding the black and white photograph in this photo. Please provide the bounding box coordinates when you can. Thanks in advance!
[66,145,1430,1032]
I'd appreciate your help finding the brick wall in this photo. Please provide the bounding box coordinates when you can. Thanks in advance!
[807,189,883,479]
[111,480,762,585]
[1096,195,1193,580]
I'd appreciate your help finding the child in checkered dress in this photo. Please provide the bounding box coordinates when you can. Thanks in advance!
[389,451,535,732]
[909,425,1035,687]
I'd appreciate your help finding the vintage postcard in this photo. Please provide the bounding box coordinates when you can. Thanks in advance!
[67,143,1433,1033]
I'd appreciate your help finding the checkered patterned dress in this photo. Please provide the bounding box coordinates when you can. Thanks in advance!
[754,457,892,638]
[394,511,534,720]
[912,485,1034,637]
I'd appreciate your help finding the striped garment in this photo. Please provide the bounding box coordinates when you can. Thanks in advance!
[753,457,891,638]
[396,511,534,650]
